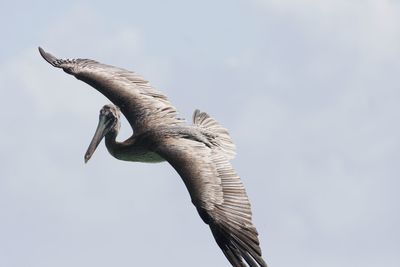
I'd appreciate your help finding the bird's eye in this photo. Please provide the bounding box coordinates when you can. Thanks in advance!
[99,109,111,117]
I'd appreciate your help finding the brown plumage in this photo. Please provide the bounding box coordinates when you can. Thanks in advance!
[39,47,267,267]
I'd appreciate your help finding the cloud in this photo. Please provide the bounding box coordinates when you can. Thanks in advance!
[1,1,400,266]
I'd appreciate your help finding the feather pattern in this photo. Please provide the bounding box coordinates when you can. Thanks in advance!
[155,137,267,267]
[193,109,237,160]
[39,47,267,267]
[39,47,184,134]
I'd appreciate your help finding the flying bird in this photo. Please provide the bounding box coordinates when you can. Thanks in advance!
[39,47,267,267]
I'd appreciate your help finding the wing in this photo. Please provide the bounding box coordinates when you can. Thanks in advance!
[155,137,267,267]
[38,47,184,133]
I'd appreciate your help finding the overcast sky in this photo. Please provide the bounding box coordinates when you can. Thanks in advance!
[1,1,399,266]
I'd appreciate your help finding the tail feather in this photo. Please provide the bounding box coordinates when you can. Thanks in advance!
[193,109,236,159]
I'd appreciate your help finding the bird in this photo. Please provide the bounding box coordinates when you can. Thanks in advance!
[38,47,268,267]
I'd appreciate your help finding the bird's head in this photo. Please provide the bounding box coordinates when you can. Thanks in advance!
[84,104,121,163]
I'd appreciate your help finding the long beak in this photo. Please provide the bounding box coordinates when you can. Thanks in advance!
[84,116,110,163]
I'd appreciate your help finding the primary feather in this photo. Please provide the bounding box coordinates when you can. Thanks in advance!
[39,47,267,267]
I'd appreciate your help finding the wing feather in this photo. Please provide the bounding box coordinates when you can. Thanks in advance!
[39,47,267,266]
[155,137,267,267]
[39,47,183,133]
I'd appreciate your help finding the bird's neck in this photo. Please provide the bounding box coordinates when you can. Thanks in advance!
[104,131,165,163]
[104,130,123,158]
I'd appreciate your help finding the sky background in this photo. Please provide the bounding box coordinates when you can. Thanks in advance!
[1,0,399,266]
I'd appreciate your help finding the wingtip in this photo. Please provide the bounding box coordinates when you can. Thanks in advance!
[38,46,59,67]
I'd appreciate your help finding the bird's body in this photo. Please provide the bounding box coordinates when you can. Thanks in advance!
[39,47,267,267]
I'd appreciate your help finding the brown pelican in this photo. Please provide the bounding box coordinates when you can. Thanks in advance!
[38,47,267,267]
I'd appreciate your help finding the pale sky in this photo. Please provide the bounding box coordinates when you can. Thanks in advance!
[0,1,399,266]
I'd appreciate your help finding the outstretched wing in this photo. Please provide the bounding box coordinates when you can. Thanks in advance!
[39,47,184,133]
[155,137,267,267]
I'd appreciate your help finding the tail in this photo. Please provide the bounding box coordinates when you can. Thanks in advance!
[193,109,236,160]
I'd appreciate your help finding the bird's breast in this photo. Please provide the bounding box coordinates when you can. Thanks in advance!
[114,148,165,163]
